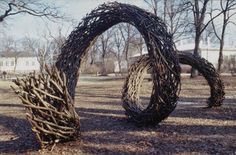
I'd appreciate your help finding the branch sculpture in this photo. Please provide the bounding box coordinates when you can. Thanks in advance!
[12,2,180,147]
[122,52,225,124]
[179,52,225,107]
[56,2,181,125]
[10,2,224,148]
[12,66,80,148]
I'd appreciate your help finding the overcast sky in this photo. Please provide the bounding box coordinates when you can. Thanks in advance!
[1,0,236,46]
[1,0,147,40]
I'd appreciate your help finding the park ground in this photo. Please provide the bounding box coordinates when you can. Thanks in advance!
[0,75,235,155]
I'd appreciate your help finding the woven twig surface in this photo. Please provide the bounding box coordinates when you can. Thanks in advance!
[122,52,225,124]
[11,2,181,147]
[179,52,225,107]
[10,2,226,147]
[12,66,80,148]
[56,2,181,125]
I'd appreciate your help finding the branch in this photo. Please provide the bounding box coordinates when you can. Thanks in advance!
[228,20,236,26]
[200,11,223,34]
[0,2,13,22]
[0,1,63,23]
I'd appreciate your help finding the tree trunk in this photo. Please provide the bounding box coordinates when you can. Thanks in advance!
[40,60,45,73]
[217,41,224,73]
[191,35,201,78]
[217,23,226,73]
[118,57,122,74]
[14,57,17,74]
[101,57,107,75]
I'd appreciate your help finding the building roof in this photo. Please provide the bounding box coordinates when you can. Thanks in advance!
[0,52,36,58]
[130,44,236,58]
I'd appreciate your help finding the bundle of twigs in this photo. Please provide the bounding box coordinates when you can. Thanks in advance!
[122,52,225,125]
[11,66,80,148]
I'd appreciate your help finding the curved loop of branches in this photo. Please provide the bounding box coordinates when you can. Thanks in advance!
[179,52,225,107]
[56,2,181,124]
[122,52,225,123]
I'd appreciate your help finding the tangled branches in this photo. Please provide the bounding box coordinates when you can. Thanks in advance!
[56,2,180,126]
[122,52,224,124]
[11,2,225,147]
[12,66,80,148]
[178,52,225,107]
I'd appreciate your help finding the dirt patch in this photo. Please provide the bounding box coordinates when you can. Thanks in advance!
[0,76,235,154]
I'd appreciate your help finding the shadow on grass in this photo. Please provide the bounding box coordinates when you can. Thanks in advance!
[0,114,39,154]
[75,105,236,155]
[0,94,234,154]
[0,103,24,108]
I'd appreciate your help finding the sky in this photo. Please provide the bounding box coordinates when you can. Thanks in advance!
[1,0,148,40]
[0,0,236,47]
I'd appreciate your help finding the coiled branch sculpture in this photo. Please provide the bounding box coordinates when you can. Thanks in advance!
[56,2,181,124]
[122,52,225,124]
[179,52,225,107]
[11,2,224,147]
[12,2,180,147]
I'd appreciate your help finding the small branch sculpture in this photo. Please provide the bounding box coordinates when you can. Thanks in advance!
[122,52,225,125]
[179,52,225,107]
[12,66,80,148]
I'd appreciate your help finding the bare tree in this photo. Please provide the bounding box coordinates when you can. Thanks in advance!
[118,23,136,69]
[1,36,19,73]
[88,40,99,65]
[144,0,190,43]
[112,26,124,73]
[0,0,63,22]
[187,0,223,77]
[131,33,145,55]
[164,0,190,42]
[211,0,236,72]
[96,30,113,75]
[144,0,161,16]
[47,26,67,63]
[24,33,54,73]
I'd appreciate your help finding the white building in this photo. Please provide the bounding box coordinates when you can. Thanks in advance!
[0,52,40,73]
[176,43,236,67]
[129,43,236,69]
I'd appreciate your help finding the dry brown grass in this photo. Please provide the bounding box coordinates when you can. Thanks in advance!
[0,76,235,154]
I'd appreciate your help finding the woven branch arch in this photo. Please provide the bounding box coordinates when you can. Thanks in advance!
[122,52,225,124]
[13,2,181,147]
[179,52,225,107]
[56,2,181,123]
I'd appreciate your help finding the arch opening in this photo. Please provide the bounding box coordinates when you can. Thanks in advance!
[122,52,225,122]
[56,2,181,125]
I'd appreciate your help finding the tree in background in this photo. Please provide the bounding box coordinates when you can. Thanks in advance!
[144,0,190,43]
[96,30,113,75]
[112,26,124,73]
[163,0,190,42]
[131,33,145,56]
[47,25,67,63]
[188,0,223,77]
[0,0,67,73]
[0,0,63,22]
[0,36,19,73]
[211,0,236,72]
[117,23,137,69]
[144,0,161,16]
[23,33,55,73]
